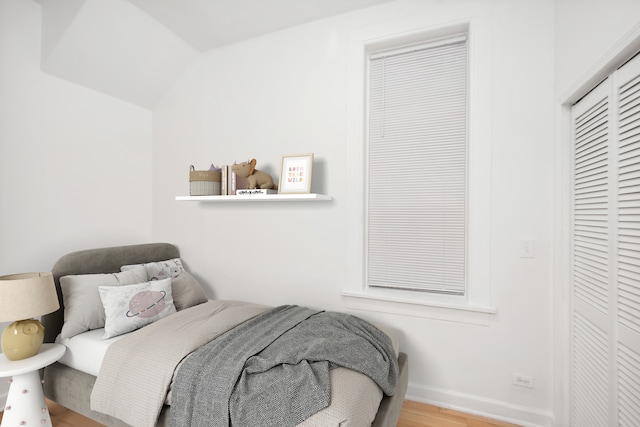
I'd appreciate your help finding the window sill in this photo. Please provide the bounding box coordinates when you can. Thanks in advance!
[341,291,496,326]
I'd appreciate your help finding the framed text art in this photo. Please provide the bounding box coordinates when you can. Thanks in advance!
[279,153,314,194]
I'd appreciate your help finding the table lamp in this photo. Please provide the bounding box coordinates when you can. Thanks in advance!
[0,272,60,361]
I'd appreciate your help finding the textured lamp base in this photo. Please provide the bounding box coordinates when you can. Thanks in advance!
[1,371,52,427]
[1,319,45,361]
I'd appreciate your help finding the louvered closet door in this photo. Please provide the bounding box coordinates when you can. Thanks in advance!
[572,78,611,427]
[571,53,640,427]
[615,55,640,427]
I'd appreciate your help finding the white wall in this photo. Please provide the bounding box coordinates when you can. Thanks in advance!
[0,0,155,272]
[153,1,556,425]
[555,0,640,99]
[0,0,154,402]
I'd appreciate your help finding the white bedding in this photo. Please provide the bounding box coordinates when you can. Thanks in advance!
[56,328,125,376]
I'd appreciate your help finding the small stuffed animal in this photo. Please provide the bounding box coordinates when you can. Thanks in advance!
[232,159,277,189]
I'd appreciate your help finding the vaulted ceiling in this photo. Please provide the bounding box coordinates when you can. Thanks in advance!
[128,0,393,52]
[33,0,393,109]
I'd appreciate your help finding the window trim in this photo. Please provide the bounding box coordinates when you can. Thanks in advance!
[344,18,495,324]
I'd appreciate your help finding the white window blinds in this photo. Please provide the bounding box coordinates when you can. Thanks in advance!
[366,35,468,294]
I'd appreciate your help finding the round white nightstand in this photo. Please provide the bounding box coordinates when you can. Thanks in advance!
[0,343,66,427]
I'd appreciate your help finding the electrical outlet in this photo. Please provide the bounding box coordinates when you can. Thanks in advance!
[513,374,534,388]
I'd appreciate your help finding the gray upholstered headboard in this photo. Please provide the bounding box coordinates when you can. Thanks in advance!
[42,243,180,343]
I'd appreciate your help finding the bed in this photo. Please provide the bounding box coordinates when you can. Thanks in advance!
[41,243,409,427]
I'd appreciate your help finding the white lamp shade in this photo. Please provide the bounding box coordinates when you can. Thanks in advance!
[0,272,60,322]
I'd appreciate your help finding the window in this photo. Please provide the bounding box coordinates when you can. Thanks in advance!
[343,20,493,324]
[366,35,468,295]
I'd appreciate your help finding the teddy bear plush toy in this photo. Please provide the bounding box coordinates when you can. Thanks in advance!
[232,159,277,189]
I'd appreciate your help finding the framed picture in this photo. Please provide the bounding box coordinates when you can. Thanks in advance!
[279,153,314,194]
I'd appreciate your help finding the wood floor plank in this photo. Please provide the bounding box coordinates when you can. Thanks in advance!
[47,399,104,427]
[0,399,103,427]
[397,400,522,427]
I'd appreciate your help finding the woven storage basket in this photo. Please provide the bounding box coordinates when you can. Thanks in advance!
[189,165,221,196]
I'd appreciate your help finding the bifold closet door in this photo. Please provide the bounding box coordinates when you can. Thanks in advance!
[571,53,640,427]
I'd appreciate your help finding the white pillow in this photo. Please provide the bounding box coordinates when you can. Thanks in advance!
[59,267,148,339]
[121,258,184,280]
[99,278,176,339]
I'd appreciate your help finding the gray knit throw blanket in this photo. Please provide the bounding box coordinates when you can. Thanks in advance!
[169,305,399,427]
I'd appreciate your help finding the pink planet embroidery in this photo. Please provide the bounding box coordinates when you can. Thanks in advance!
[126,290,166,318]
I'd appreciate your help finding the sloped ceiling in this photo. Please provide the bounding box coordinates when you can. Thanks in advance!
[129,0,393,52]
[33,0,393,109]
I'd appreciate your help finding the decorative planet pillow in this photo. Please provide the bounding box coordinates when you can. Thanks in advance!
[121,258,184,281]
[99,278,176,339]
[121,259,208,311]
[59,266,148,339]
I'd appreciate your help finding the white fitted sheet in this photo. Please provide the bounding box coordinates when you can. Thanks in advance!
[56,329,126,377]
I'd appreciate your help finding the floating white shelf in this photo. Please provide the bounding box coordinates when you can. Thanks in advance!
[176,194,332,202]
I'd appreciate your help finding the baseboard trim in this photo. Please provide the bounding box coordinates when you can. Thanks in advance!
[405,383,554,427]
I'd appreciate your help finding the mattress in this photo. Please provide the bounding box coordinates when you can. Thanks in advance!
[56,321,401,378]
[56,328,124,377]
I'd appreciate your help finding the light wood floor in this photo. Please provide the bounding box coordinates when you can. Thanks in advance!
[397,400,521,427]
[0,399,522,427]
